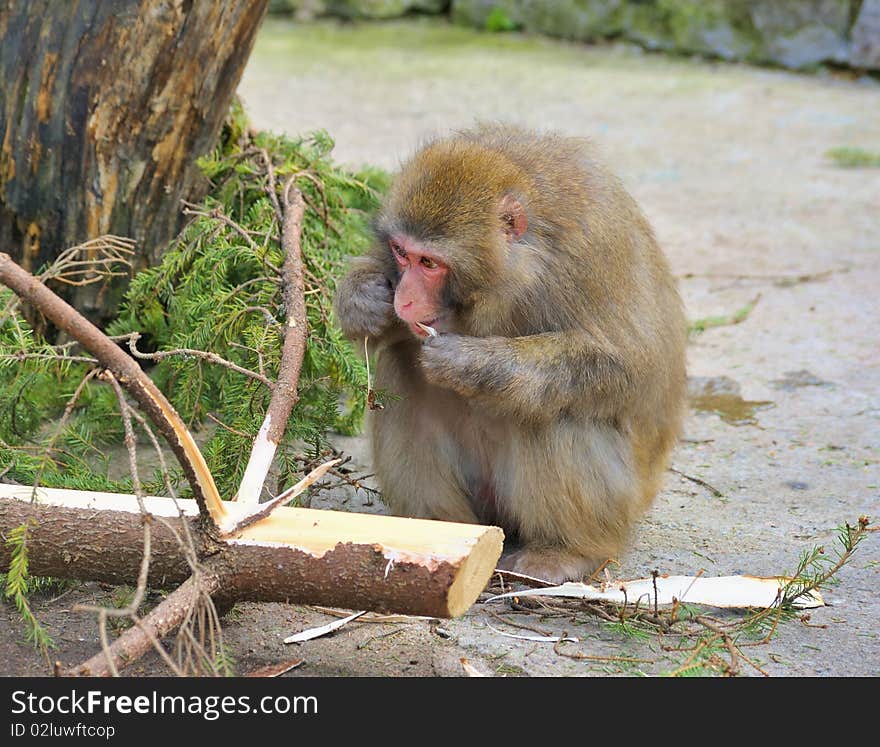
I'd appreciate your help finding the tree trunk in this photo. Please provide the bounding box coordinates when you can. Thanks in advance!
[0,0,269,324]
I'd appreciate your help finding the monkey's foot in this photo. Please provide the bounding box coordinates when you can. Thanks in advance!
[498,547,608,585]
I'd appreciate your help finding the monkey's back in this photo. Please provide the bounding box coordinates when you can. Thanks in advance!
[454,124,687,423]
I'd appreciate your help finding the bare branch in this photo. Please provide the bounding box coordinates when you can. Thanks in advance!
[70,573,222,677]
[125,332,274,390]
[39,236,135,287]
[221,458,340,537]
[669,467,724,498]
[233,183,308,504]
[0,252,226,527]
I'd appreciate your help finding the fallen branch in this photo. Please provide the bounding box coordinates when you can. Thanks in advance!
[0,252,224,527]
[234,182,306,504]
[125,332,275,390]
[0,178,503,677]
[0,484,503,621]
[71,574,221,677]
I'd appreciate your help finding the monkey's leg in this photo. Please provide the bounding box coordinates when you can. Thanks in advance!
[497,547,608,584]
[371,413,478,523]
[496,421,643,584]
[370,347,478,524]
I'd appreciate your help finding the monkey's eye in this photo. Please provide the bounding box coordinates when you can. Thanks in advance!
[390,242,406,260]
[420,257,438,269]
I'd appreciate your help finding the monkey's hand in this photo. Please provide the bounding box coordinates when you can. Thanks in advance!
[334,270,395,339]
[421,331,629,421]
[420,334,502,399]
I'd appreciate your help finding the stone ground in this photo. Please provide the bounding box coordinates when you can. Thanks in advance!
[2,18,878,677]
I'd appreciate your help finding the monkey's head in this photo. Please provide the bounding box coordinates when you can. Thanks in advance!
[375,140,530,338]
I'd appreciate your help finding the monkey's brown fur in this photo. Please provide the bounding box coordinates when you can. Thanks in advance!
[335,124,687,582]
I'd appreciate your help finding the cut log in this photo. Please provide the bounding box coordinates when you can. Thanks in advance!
[0,484,504,619]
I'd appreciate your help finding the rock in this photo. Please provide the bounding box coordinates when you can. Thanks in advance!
[450,0,520,29]
[451,0,877,71]
[451,1,625,37]
[269,0,329,19]
[850,0,880,69]
[328,0,449,19]
[516,1,627,39]
[748,0,850,68]
[270,0,448,19]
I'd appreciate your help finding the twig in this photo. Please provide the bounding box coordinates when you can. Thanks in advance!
[585,558,613,584]
[488,610,554,637]
[0,353,98,365]
[127,408,201,568]
[95,610,118,677]
[70,573,221,677]
[173,571,225,676]
[70,373,163,677]
[205,413,251,438]
[695,616,769,677]
[669,467,724,497]
[31,368,100,495]
[356,629,404,650]
[182,203,265,257]
[652,569,660,617]
[667,635,720,676]
[245,659,304,677]
[259,148,284,227]
[695,615,741,676]
[365,336,382,411]
[38,236,135,287]
[125,332,274,390]
[131,617,186,677]
[780,517,871,606]
[221,458,341,537]
[0,252,225,526]
[799,613,827,629]
[553,636,654,664]
[581,602,618,622]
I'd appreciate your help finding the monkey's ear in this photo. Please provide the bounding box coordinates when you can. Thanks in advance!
[499,193,528,241]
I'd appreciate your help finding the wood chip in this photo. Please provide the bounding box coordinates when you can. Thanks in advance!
[284,610,366,643]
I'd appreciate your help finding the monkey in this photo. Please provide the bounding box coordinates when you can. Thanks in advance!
[334,124,687,583]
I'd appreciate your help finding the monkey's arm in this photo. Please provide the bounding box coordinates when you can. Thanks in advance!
[420,331,632,421]
[333,255,400,340]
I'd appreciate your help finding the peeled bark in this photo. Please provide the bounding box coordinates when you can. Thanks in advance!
[0,0,269,322]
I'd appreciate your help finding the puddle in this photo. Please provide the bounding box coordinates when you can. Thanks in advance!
[688,376,774,426]
[770,369,832,391]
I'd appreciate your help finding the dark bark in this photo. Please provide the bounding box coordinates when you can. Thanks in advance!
[0,494,486,619]
[0,0,269,323]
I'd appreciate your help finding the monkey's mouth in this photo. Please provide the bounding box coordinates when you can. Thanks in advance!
[411,318,438,338]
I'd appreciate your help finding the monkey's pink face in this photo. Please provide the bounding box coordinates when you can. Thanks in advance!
[389,236,449,338]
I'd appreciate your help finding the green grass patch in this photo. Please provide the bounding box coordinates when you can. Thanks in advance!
[826,147,880,168]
